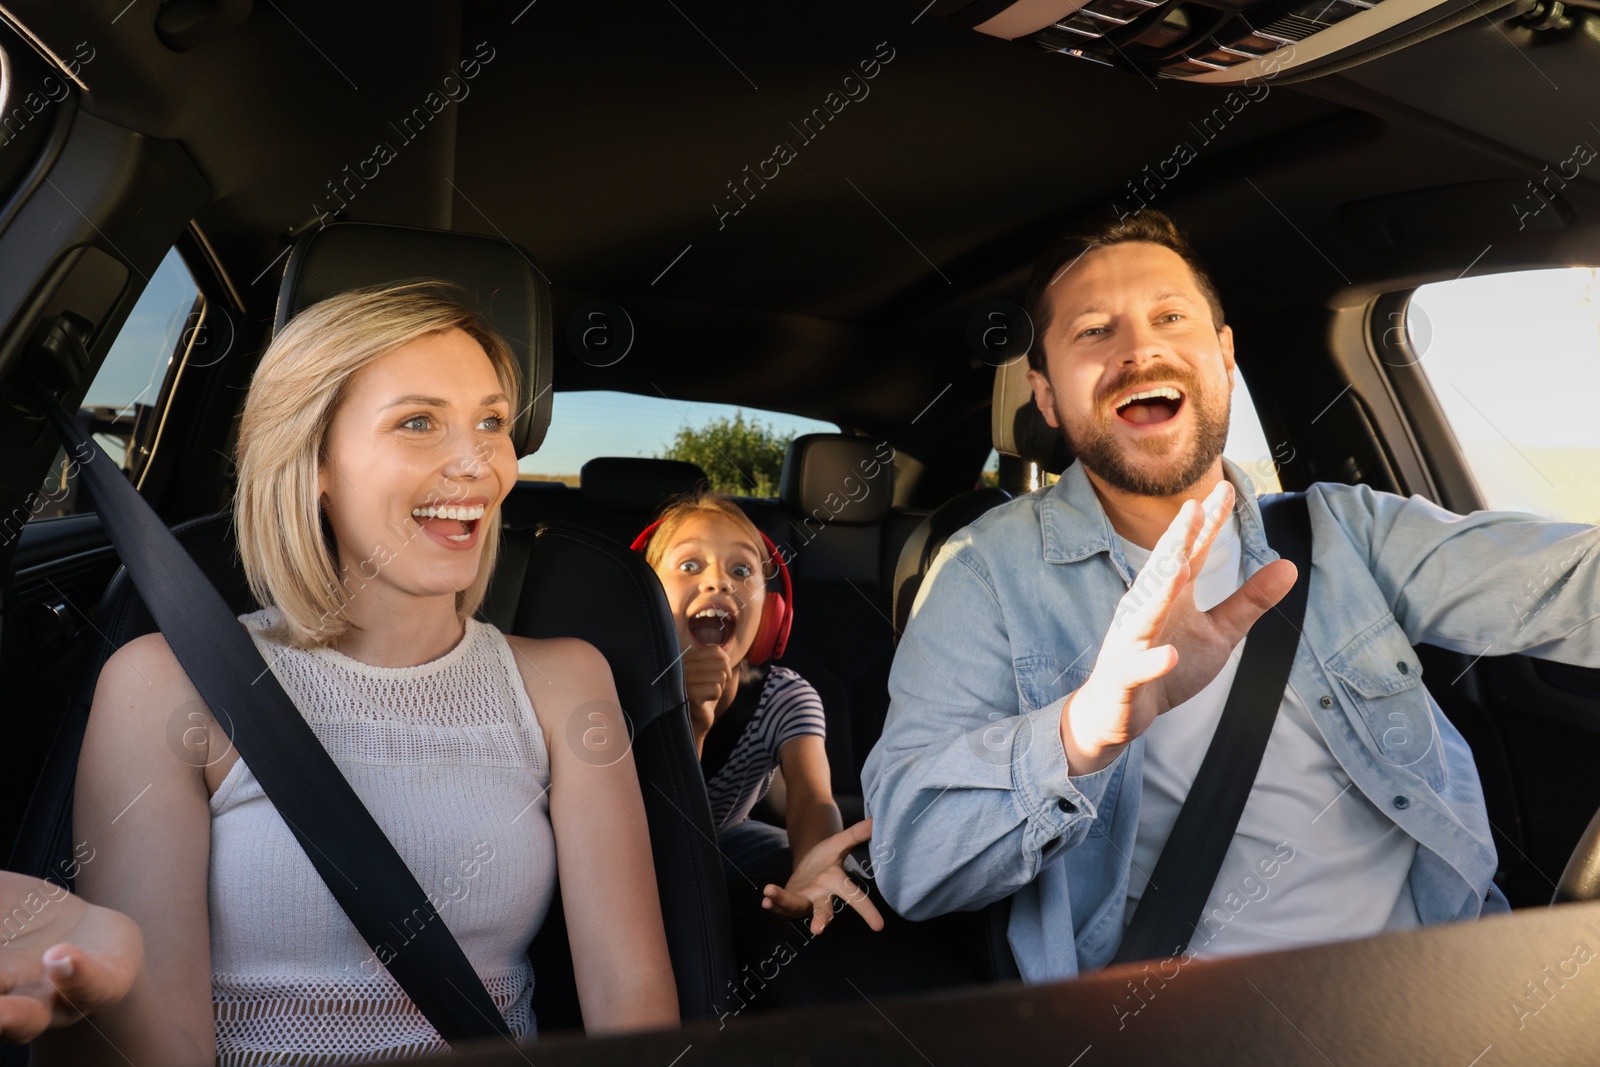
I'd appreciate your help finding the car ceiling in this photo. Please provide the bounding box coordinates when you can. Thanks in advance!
[6,0,1600,453]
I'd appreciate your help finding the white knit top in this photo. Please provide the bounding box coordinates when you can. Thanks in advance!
[208,607,557,1065]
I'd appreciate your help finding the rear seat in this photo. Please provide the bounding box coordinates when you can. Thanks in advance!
[503,456,708,540]
[503,441,925,825]
[762,434,924,823]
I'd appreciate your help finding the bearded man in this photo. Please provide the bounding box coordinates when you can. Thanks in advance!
[861,209,1600,980]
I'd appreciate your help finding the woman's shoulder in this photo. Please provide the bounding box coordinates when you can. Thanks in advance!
[499,632,609,676]
[238,605,276,629]
[236,604,294,650]
[498,633,633,774]
[98,631,191,695]
[499,632,613,712]
[88,631,213,776]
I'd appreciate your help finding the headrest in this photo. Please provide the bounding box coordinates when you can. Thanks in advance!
[778,434,893,525]
[273,222,554,457]
[581,457,708,512]
[992,357,1073,475]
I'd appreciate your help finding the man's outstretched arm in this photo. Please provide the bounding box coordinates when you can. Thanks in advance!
[1320,482,1600,664]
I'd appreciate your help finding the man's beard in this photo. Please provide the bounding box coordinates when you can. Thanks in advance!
[1055,367,1231,498]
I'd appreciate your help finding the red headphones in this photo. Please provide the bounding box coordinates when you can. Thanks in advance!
[631,516,793,664]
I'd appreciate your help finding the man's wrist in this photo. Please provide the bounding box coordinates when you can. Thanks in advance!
[1060,686,1125,777]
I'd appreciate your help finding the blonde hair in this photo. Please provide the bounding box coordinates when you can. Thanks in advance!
[641,488,772,578]
[234,281,521,649]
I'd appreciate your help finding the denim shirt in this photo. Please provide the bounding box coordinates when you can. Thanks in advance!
[861,458,1600,982]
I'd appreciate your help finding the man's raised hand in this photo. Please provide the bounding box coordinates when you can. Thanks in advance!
[1060,481,1299,775]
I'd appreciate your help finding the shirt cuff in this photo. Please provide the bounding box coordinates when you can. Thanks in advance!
[1010,694,1124,838]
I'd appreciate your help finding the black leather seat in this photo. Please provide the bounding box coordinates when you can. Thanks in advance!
[872,357,1079,985]
[500,457,710,546]
[762,433,915,824]
[890,358,1073,639]
[7,222,734,1033]
[890,486,1013,640]
[481,521,732,1031]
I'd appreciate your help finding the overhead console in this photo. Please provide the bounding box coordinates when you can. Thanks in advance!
[919,0,1527,83]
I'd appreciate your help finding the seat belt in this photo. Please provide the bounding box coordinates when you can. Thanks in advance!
[699,664,770,783]
[1111,491,1312,965]
[29,384,510,1045]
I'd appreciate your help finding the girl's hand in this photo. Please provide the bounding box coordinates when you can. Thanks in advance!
[0,872,143,1043]
[682,644,734,747]
[761,819,885,935]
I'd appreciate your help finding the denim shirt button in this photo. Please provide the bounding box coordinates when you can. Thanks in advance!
[1058,797,1077,813]
[1393,795,1410,810]
[1397,661,1410,674]
[1320,695,1334,708]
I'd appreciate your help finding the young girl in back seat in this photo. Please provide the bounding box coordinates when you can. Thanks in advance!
[636,489,883,938]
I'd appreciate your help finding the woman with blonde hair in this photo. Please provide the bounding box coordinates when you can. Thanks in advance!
[33,281,677,1065]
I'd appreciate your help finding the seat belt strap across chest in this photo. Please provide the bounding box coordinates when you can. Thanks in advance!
[1111,490,1312,966]
[30,383,510,1045]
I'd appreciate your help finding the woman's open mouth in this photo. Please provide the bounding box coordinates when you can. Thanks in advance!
[686,604,738,648]
[411,503,486,548]
[1114,386,1185,428]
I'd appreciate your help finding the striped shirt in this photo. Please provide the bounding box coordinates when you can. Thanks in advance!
[705,666,827,833]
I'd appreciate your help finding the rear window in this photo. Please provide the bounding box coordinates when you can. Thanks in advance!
[1408,268,1600,523]
[522,391,837,498]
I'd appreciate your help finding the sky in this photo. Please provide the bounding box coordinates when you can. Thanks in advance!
[519,392,836,479]
[1411,267,1600,449]
[85,250,197,412]
[1410,267,1600,522]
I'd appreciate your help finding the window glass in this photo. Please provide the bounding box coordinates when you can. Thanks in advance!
[1408,268,1600,523]
[523,391,837,498]
[30,247,201,521]
[980,447,1000,488]
[1225,370,1284,496]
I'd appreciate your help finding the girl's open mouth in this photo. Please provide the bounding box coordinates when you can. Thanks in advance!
[686,604,738,648]
[1114,386,1185,428]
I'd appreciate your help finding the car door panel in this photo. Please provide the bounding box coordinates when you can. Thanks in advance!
[0,80,208,860]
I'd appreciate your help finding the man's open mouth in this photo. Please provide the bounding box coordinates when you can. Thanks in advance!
[1114,386,1185,427]
[686,604,738,648]
[411,503,485,542]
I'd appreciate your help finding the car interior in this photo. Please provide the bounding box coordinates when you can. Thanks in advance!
[3,0,1600,1062]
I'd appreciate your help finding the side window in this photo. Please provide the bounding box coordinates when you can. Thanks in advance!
[524,391,837,498]
[1224,369,1284,496]
[1408,268,1600,523]
[30,247,202,521]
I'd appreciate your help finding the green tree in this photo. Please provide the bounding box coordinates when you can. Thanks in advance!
[657,410,794,497]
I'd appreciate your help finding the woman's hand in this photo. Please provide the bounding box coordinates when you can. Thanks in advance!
[0,872,143,1043]
[682,644,735,750]
[761,818,884,936]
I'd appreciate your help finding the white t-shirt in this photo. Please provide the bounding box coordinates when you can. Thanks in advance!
[1116,510,1420,958]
